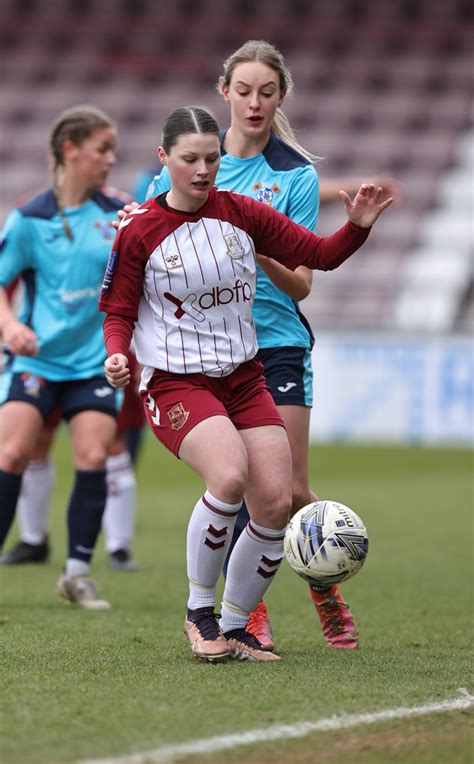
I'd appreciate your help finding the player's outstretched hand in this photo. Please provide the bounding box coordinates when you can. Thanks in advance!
[104,353,131,388]
[111,201,140,230]
[339,183,394,228]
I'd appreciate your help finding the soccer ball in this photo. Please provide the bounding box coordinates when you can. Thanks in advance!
[284,500,368,587]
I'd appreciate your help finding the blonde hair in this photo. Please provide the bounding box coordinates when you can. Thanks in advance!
[217,40,319,163]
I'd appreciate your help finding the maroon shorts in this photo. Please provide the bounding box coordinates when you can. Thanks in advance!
[141,358,285,456]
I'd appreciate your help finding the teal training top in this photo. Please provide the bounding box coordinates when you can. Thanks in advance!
[0,188,124,380]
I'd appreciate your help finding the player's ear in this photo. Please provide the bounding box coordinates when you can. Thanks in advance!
[156,146,167,165]
[221,84,231,103]
[63,138,79,161]
[278,90,286,108]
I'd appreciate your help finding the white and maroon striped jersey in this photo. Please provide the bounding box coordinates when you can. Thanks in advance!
[99,188,369,378]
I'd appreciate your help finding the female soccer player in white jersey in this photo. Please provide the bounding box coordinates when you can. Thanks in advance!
[144,40,398,651]
[0,105,126,609]
[101,105,392,661]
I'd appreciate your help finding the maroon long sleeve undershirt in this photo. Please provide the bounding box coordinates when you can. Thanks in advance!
[103,313,135,356]
[310,221,370,271]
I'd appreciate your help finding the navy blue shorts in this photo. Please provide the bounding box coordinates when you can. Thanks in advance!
[258,346,313,407]
[4,373,120,423]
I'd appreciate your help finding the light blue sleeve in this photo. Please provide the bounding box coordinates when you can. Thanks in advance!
[0,209,33,287]
[287,163,320,233]
[145,166,172,199]
[132,170,157,204]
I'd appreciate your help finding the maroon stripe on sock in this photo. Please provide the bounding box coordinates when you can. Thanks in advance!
[257,566,278,579]
[204,538,226,550]
[207,524,227,538]
[247,522,286,543]
[202,495,240,517]
[261,555,283,568]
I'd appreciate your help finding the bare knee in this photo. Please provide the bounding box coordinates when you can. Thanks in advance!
[270,490,292,528]
[207,467,247,505]
[252,485,292,529]
[73,443,109,471]
[0,440,32,474]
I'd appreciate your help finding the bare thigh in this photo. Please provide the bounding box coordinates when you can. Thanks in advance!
[69,410,117,470]
[178,415,248,504]
[0,401,44,473]
[240,424,292,529]
[279,404,318,512]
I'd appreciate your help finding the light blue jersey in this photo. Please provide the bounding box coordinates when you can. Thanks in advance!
[0,188,124,381]
[133,166,158,206]
[147,132,319,350]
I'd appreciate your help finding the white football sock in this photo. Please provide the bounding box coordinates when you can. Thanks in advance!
[187,490,241,610]
[102,451,136,553]
[220,520,287,633]
[18,458,55,545]
[65,558,90,577]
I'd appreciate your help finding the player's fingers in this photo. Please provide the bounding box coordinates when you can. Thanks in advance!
[373,185,385,202]
[25,339,38,354]
[339,189,352,207]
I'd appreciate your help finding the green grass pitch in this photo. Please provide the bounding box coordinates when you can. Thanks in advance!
[0,429,472,764]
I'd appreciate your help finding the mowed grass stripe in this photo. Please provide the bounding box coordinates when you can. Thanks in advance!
[79,689,474,764]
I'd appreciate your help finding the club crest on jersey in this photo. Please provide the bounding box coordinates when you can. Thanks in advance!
[224,233,244,260]
[20,373,44,398]
[101,251,118,291]
[95,221,116,240]
[167,402,189,430]
[164,252,182,270]
[253,182,280,206]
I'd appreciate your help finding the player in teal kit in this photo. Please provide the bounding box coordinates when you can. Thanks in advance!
[0,105,124,608]
[144,41,360,650]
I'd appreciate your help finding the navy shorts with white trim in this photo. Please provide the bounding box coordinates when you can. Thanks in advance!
[258,346,313,407]
[4,373,120,423]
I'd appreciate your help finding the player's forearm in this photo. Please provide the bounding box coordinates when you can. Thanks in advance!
[0,287,18,333]
[103,313,135,356]
[257,257,312,299]
[319,178,360,204]
[305,221,370,271]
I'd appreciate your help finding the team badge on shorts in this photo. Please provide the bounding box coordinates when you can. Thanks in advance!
[167,402,190,430]
[20,373,44,398]
[224,233,244,260]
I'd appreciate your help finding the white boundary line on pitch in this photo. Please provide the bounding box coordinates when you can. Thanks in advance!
[79,687,473,764]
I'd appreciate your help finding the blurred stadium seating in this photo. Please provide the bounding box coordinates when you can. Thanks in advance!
[0,0,472,333]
